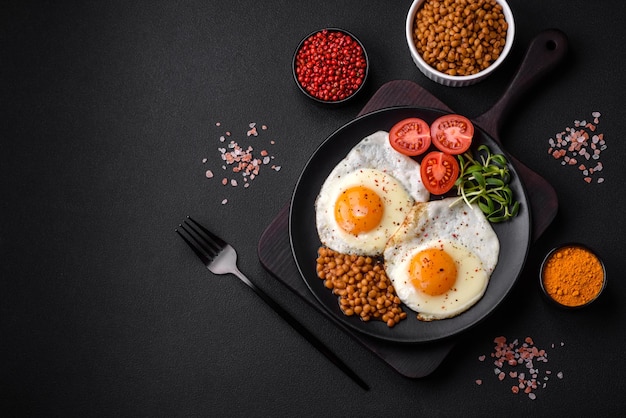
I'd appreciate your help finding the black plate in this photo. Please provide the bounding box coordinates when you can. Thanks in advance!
[289,106,531,343]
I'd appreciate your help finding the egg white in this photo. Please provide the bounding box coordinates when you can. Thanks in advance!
[316,168,414,255]
[384,198,500,320]
[321,130,429,203]
[314,130,429,256]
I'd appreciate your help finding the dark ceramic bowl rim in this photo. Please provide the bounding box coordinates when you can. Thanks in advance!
[539,243,607,309]
[291,28,369,105]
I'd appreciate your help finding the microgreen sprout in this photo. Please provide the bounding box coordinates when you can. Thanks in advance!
[451,144,520,222]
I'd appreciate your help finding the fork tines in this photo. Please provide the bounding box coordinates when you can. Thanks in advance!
[176,216,226,265]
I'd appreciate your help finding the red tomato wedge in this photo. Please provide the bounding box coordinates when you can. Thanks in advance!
[388,118,431,156]
[430,114,474,155]
[420,151,460,195]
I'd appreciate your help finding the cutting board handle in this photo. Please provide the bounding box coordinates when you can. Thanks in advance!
[474,29,568,140]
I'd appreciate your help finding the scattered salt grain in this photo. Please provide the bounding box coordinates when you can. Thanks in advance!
[204,121,282,205]
[547,111,606,184]
[475,336,565,401]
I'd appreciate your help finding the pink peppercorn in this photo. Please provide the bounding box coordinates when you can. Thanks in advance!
[294,29,368,103]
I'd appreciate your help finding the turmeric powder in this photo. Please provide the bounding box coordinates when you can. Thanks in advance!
[541,245,605,307]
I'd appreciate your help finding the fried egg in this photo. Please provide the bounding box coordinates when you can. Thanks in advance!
[315,131,429,256]
[315,168,414,255]
[384,198,500,320]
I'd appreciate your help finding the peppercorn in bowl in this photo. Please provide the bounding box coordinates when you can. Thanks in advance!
[539,243,607,309]
[292,28,369,104]
[406,0,515,87]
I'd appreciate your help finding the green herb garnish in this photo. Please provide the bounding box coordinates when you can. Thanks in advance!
[452,144,520,222]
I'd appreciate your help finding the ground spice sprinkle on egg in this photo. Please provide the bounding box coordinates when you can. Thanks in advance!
[476,336,565,400]
[547,111,606,184]
[203,122,281,205]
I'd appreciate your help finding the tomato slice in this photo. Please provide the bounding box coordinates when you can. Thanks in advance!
[420,151,460,195]
[388,118,431,156]
[430,114,474,155]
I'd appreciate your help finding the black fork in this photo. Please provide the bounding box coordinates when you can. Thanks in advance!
[176,216,369,390]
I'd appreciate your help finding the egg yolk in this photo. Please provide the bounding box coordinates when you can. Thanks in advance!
[334,186,384,235]
[409,248,458,296]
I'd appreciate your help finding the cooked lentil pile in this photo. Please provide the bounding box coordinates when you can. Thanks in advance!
[316,247,407,327]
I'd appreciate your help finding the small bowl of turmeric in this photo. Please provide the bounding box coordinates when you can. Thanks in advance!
[540,244,607,309]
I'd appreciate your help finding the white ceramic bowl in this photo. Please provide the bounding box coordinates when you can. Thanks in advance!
[406,0,515,87]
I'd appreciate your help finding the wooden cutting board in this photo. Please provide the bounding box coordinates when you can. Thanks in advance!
[257,30,568,378]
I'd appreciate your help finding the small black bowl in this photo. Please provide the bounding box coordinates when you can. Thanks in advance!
[539,243,607,309]
[292,28,369,105]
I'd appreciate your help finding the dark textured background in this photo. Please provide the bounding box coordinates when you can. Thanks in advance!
[2,1,625,416]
